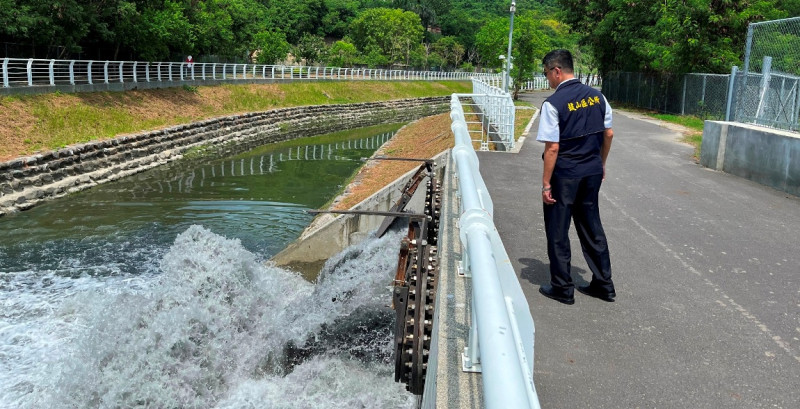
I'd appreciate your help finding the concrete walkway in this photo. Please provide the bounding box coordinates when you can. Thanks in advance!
[476,90,800,408]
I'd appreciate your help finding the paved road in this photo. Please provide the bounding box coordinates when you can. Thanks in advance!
[476,90,800,408]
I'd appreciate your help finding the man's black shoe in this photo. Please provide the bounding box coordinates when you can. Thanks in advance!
[538,285,575,305]
[577,285,616,302]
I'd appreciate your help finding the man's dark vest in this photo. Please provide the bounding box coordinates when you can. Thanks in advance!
[544,79,607,178]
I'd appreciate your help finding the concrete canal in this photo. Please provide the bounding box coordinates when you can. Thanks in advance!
[0,123,421,408]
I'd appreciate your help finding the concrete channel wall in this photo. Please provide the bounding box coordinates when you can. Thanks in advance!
[272,151,447,272]
[701,121,800,196]
[0,97,448,217]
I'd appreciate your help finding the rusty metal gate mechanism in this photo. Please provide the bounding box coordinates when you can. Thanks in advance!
[307,156,442,396]
[390,161,441,395]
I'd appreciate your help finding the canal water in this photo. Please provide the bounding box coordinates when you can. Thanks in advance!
[0,124,417,408]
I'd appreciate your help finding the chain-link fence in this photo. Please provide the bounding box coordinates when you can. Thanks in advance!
[604,17,800,132]
[602,72,731,120]
[731,17,800,131]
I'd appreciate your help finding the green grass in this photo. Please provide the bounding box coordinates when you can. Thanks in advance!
[649,113,705,132]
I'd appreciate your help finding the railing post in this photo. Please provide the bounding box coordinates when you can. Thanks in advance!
[48,59,55,85]
[69,60,75,85]
[725,66,739,122]
[681,75,687,115]
[87,61,93,85]
[223,63,227,80]
[2,58,8,87]
[202,63,206,80]
[27,58,33,86]
[103,61,110,84]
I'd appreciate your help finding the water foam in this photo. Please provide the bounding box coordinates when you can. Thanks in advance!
[1,225,412,408]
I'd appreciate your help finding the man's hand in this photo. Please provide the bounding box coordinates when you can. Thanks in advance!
[542,186,556,205]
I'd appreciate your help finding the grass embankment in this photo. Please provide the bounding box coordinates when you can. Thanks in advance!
[0,81,472,162]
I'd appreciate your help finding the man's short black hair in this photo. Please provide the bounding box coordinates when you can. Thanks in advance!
[542,49,574,73]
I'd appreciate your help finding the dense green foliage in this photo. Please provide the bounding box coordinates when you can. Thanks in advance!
[0,0,562,73]
[2,0,796,84]
[558,0,800,75]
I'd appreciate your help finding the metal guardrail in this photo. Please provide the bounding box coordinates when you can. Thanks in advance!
[0,57,477,92]
[449,94,541,409]
[467,79,516,151]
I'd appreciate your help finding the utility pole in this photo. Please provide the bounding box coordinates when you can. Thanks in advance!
[505,1,516,94]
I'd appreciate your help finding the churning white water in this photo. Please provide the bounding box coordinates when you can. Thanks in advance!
[0,225,415,408]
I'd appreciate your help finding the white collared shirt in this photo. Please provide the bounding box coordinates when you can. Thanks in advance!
[536,80,613,143]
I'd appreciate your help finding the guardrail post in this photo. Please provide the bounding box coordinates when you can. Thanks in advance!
[133,62,138,83]
[145,63,150,82]
[223,63,228,80]
[27,58,33,86]
[725,66,738,121]
[87,61,93,85]
[103,61,110,84]
[119,61,125,83]
[48,59,55,85]
[69,60,75,85]
[2,58,8,87]
[202,63,206,80]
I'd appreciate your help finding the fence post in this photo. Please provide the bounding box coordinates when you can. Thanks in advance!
[725,66,738,121]
[48,59,55,85]
[133,62,138,83]
[87,61,93,85]
[742,23,754,75]
[681,75,687,115]
[223,63,227,80]
[69,60,75,85]
[2,58,8,87]
[27,58,33,86]
[119,61,124,83]
[755,56,773,123]
[145,63,150,82]
[168,63,173,82]
[103,61,110,84]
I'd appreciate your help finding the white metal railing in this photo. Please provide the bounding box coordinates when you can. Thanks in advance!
[519,76,549,91]
[450,94,540,409]
[0,57,478,92]
[467,78,516,150]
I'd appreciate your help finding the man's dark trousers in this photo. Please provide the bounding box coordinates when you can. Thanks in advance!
[543,173,613,296]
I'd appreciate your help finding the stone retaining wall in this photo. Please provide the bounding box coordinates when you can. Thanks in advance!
[0,96,449,216]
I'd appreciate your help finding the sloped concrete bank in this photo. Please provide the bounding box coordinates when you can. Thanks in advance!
[0,96,448,216]
[272,150,447,274]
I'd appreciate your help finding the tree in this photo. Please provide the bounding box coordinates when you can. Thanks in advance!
[293,33,327,64]
[558,0,788,75]
[327,39,358,67]
[253,30,290,64]
[431,36,465,69]
[475,12,550,97]
[349,8,425,66]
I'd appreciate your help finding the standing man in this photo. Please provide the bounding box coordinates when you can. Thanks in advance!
[536,49,616,305]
